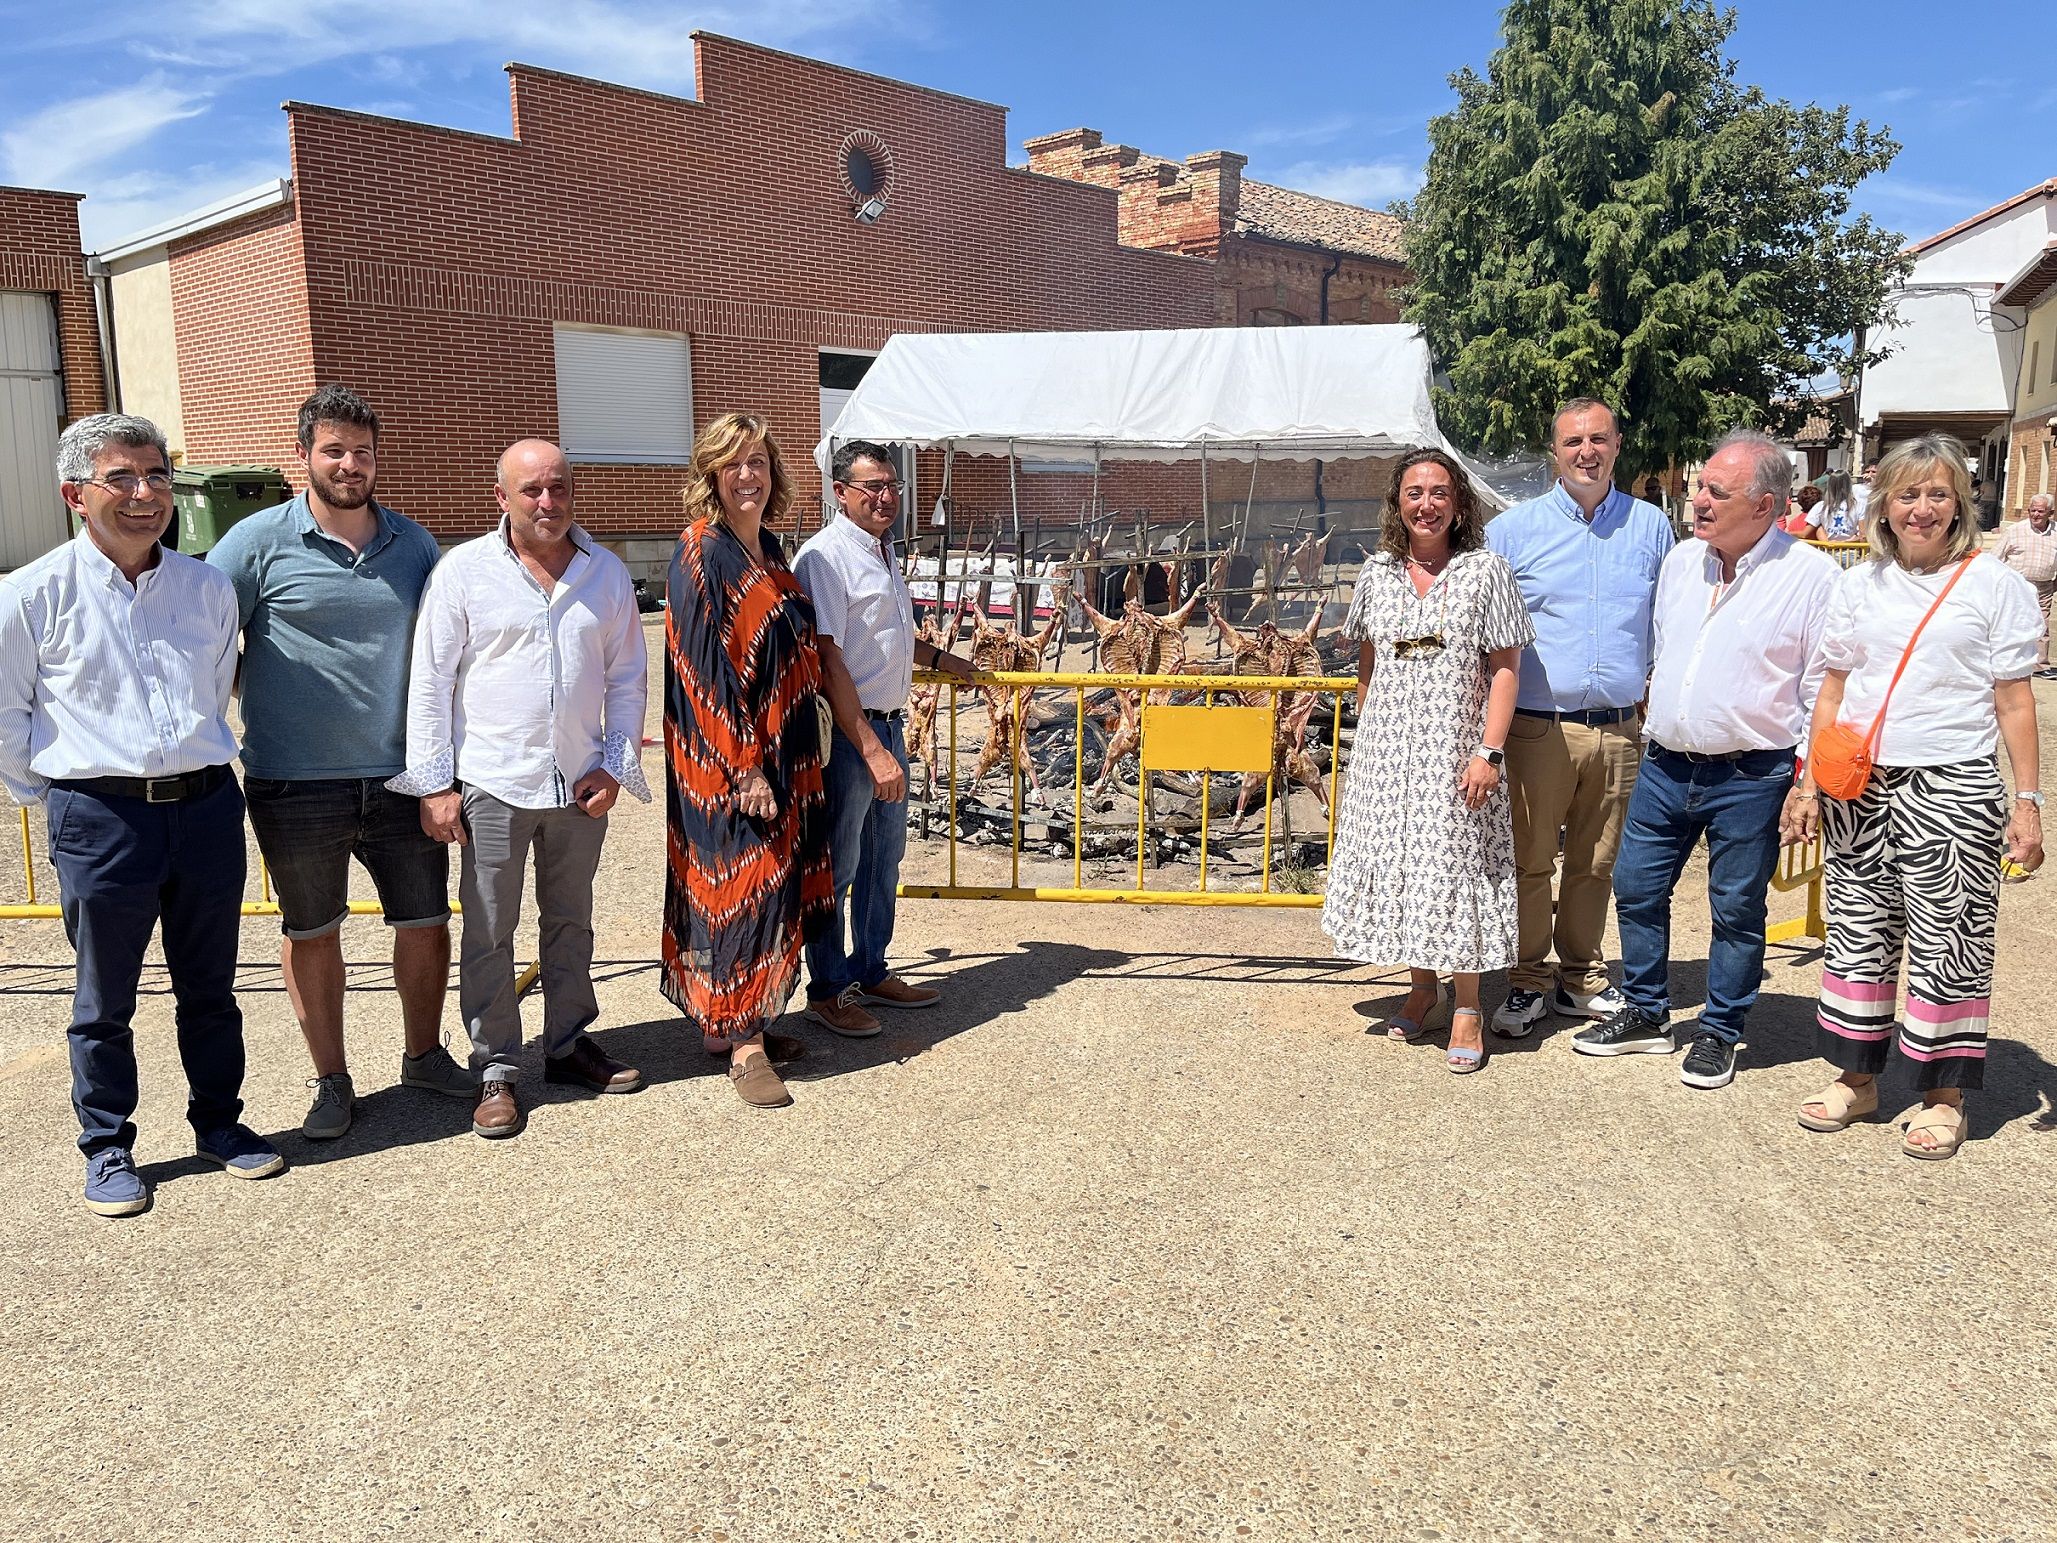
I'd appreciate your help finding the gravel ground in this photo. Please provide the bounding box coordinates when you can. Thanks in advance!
[2,619,2053,1541]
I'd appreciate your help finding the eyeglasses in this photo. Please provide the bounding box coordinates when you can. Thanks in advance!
[81,472,175,497]
[843,478,905,498]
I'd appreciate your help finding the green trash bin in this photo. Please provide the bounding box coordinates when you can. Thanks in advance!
[66,464,291,554]
[172,465,291,555]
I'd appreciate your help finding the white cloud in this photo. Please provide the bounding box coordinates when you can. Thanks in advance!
[1241,115,1355,151]
[0,79,210,190]
[78,160,286,250]
[115,0,909,94]
[1266,158,1422,207]
[1861,176,1988,213]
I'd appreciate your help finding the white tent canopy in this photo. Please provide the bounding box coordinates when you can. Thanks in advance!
[816,326,1493,495]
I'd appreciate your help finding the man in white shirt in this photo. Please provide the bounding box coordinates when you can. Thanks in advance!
[1994,493,2057,677]
[389,440,649,1139]
[1573,429,1839,1089]
[0,414,284,1215]
[793,440,975,1037]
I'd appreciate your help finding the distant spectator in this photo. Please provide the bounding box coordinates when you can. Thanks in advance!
[1995,492,2057,678]
[1781,483,1822,536]
[1814,471,1862,541]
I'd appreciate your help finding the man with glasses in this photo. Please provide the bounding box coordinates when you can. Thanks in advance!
[0,414,283,1215]
[1485,398,1673,1038]
[794,441,974,1037]
[207,386,463,1142]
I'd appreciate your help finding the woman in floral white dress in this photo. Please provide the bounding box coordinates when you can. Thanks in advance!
[1321,449,1532,1072]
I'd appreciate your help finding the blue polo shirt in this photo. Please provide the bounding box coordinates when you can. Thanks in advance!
[207,494,441,779]
[1485,482,1673,714]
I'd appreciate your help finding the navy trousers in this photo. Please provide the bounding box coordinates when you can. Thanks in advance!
[46,777,248,1155]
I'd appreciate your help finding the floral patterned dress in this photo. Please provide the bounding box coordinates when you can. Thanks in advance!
[661,518,832,1043]
[1321,549,1534,974]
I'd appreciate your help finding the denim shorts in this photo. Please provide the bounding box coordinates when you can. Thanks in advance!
[244,777,451,939]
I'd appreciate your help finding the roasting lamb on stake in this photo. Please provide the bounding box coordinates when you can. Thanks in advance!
[907,583,975,792]
[963,583,1070,804]
[1207,604,1329,828]
[1069,573,1208,799]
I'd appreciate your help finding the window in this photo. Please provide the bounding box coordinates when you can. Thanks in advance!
[2033,341,2043,396]
[554,326,692,463]
[1250,306,1304,327]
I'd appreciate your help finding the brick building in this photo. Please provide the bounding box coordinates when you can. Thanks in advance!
[92,34,1413,568]
[0,186,109,567]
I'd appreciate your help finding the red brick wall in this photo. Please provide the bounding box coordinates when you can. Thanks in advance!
[0,186,107,424]
[168,200,314,474]
[162,36,1218,540]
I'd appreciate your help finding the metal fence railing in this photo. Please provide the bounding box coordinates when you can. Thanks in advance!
[901,669,1354,907]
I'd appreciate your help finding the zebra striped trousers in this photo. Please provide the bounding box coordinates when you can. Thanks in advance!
[1815,760,2008,1091]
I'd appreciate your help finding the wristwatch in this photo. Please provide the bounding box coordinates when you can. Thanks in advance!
[2016,790,2045,808]
[1475,745,1505,767]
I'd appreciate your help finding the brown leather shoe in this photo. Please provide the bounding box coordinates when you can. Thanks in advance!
[544,1034,642,1094]
[857,975,941,1011]
[728,1054,792,1108]
[473,1080,523,1139]
[803,985,881,1038]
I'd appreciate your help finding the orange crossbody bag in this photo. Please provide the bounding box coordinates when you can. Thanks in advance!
[1808,555,1976,801]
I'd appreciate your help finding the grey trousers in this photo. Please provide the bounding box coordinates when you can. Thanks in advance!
[458,787,608,1081]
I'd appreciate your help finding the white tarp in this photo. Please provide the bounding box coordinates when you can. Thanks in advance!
[816,325,1488,479]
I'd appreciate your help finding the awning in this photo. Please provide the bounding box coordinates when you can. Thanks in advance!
[816,325,1501,503]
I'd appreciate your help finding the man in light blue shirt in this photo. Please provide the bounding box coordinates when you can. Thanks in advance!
[207,385,466,1143]
[1484,398,1672,1036]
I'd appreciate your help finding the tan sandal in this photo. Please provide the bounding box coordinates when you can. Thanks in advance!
[1797,1078,1878,1132]
[1902,1100,1966,1161]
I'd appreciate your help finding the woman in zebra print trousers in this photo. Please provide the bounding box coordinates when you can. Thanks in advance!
[1782,435,2044,1160]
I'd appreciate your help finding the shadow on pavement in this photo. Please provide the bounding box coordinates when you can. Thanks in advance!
[594,937,1134,1089]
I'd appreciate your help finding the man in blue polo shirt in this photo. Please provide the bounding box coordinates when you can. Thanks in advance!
[208,385,470,1140]
[1485,398,1673,1037]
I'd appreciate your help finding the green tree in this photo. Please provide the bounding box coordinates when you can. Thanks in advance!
[1400,0,1908,471]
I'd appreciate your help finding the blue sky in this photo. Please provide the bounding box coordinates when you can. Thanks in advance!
[2,0,2050,253]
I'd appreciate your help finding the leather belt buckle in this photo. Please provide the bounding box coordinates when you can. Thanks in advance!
[144,776,183,804]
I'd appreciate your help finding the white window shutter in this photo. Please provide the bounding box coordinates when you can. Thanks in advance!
[554,327,693,463]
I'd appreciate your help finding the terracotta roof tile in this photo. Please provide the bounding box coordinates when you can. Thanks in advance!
[1233,180,1408,264]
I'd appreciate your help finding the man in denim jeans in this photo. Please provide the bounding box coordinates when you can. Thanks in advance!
[794,442,975,1037]
[1574,429,1838,1088]
[208,385,468,1140]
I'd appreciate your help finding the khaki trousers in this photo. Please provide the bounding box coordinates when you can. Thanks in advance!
[2035,579,2053,667]
[1503,711,1643,995]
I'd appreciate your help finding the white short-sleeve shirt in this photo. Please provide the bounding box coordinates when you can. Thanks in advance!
[1818,552,2041,766]
[793,515,915,712]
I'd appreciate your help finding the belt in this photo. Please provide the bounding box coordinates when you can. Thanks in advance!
[1516,706,1638,727]
[54,764,232,804]
[863,707,905,722]
[1648,742,1796,766]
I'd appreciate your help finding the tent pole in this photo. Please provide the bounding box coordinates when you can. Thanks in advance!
[1242,444,1261,550]
[1200,441,1212,563]
[1008,439,1021,544]
[940,445,954,626]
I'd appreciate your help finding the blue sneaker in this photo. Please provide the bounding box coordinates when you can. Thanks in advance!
[83,1148,150,1217]
[194,1124,287,1180]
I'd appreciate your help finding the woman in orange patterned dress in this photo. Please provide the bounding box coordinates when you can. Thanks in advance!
[661,413,832,1107]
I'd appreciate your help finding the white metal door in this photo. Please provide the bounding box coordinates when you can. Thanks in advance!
[0,292,67,569]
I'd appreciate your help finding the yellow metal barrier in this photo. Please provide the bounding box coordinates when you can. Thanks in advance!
[902,669,1356,907]
[1766,835,1826,944]
[7,807,540,994]
[1803,537,1871,570]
